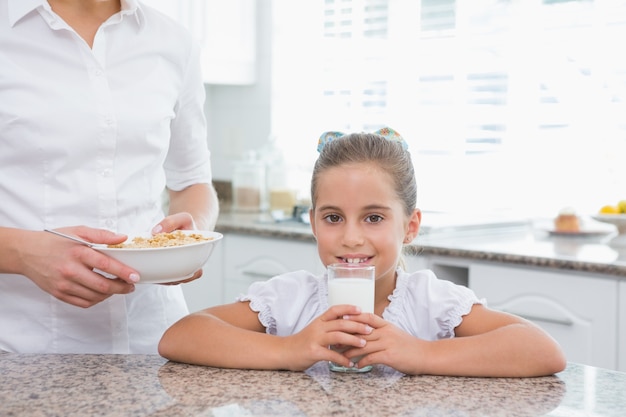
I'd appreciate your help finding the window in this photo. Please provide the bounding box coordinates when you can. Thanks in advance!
[271,0,626,217]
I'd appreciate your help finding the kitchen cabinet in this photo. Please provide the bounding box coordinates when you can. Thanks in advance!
[403,252,430,273]
[181,241,224,312]
[222,234,324,303]
[142,0,256,84]
[469,263,618,370]
[407,254,471,287]
[617,281,626,372]
[183,233,322,312]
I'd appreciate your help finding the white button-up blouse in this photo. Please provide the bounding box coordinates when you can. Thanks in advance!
[0,0,213,353]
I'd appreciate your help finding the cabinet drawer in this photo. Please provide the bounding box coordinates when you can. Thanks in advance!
[469,263,618,370]
[223,234,323,302]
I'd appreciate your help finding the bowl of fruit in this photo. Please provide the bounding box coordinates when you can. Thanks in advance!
[591,200,626,246]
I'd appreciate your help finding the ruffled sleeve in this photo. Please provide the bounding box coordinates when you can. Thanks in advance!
[384,269,484,340]
[237,270,327,336]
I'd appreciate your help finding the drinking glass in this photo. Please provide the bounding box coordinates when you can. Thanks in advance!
[327,263,375,372]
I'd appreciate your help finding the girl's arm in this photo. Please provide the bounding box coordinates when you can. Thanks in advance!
[347,305,566,377]
[422,305,567,377]
[158,302,371,370]
[158,302,285,369]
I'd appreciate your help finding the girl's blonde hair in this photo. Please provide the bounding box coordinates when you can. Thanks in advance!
[311,132,417,217]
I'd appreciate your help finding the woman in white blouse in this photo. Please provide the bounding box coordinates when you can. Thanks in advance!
[0,0,219,353]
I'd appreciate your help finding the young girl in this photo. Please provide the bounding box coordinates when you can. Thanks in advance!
[159,129,566,377]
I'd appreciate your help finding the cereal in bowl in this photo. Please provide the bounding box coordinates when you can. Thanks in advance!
[107,230,211,248]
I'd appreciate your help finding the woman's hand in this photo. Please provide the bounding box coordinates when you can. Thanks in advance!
[151,212,197,235]
[151,212,203,285]
[157,182,220,285]
[282,305,373,371]
[16,226,139,308]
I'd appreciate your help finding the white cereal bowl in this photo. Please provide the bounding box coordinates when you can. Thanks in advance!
[95,230,223,284]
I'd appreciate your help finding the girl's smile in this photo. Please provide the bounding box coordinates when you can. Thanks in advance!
[340,257,372,264]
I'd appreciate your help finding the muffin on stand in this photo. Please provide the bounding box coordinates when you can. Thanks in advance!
[554,207,580,233]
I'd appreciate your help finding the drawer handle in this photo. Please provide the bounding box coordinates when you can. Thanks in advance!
[503,310,574,326]
[242,270,276,279]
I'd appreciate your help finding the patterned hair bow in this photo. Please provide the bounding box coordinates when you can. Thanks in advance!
[317,127,408,153]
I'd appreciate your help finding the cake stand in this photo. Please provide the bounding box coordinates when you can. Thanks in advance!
[591,214,626,247]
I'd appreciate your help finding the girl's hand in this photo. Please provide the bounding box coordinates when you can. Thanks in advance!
[20,227,138,308]
[341,313,428,375]
[282,305,373,371]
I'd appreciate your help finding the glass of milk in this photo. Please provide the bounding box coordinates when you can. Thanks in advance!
[327,263,375,372]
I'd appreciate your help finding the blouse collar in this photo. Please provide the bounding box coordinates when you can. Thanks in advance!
[8,0,144,29]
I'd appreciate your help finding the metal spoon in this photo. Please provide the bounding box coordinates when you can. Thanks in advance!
[44,229,104,248]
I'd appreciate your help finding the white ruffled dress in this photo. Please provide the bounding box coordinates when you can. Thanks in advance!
[237,268,484,340]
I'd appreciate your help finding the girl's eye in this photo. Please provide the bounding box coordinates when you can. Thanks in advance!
[365,214,383,223]
[323,214,342,223]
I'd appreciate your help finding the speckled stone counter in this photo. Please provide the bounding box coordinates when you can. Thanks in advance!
[215,211,626,278]
[1,352,625,417]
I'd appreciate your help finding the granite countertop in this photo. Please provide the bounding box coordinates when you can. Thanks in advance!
[215,211,626,278]
[1,352,625,417]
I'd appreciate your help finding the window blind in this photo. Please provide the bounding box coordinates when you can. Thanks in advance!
[272,0,626,216]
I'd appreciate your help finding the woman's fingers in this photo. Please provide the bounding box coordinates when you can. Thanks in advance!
[152,212,196,234]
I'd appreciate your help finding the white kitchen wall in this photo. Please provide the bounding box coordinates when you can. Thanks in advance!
[205,3,273,181]
[142,0,273,182]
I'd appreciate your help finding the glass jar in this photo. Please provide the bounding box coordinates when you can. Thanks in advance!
[267,162,297,217]
[232,151,266,212]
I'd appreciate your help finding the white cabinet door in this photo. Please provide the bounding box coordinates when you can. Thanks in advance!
[142,0,256,84]
[617,281,626,372]
[470,263,618,370]
[404,253,430,272]
[181,240,224,312]
[405,253,472,287]
[222,234,323,303]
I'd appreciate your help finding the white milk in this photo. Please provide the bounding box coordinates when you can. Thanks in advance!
[328,278,374,313]
[327,276,375,372]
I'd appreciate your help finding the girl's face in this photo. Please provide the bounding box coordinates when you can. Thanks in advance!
[310,162,420,286]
